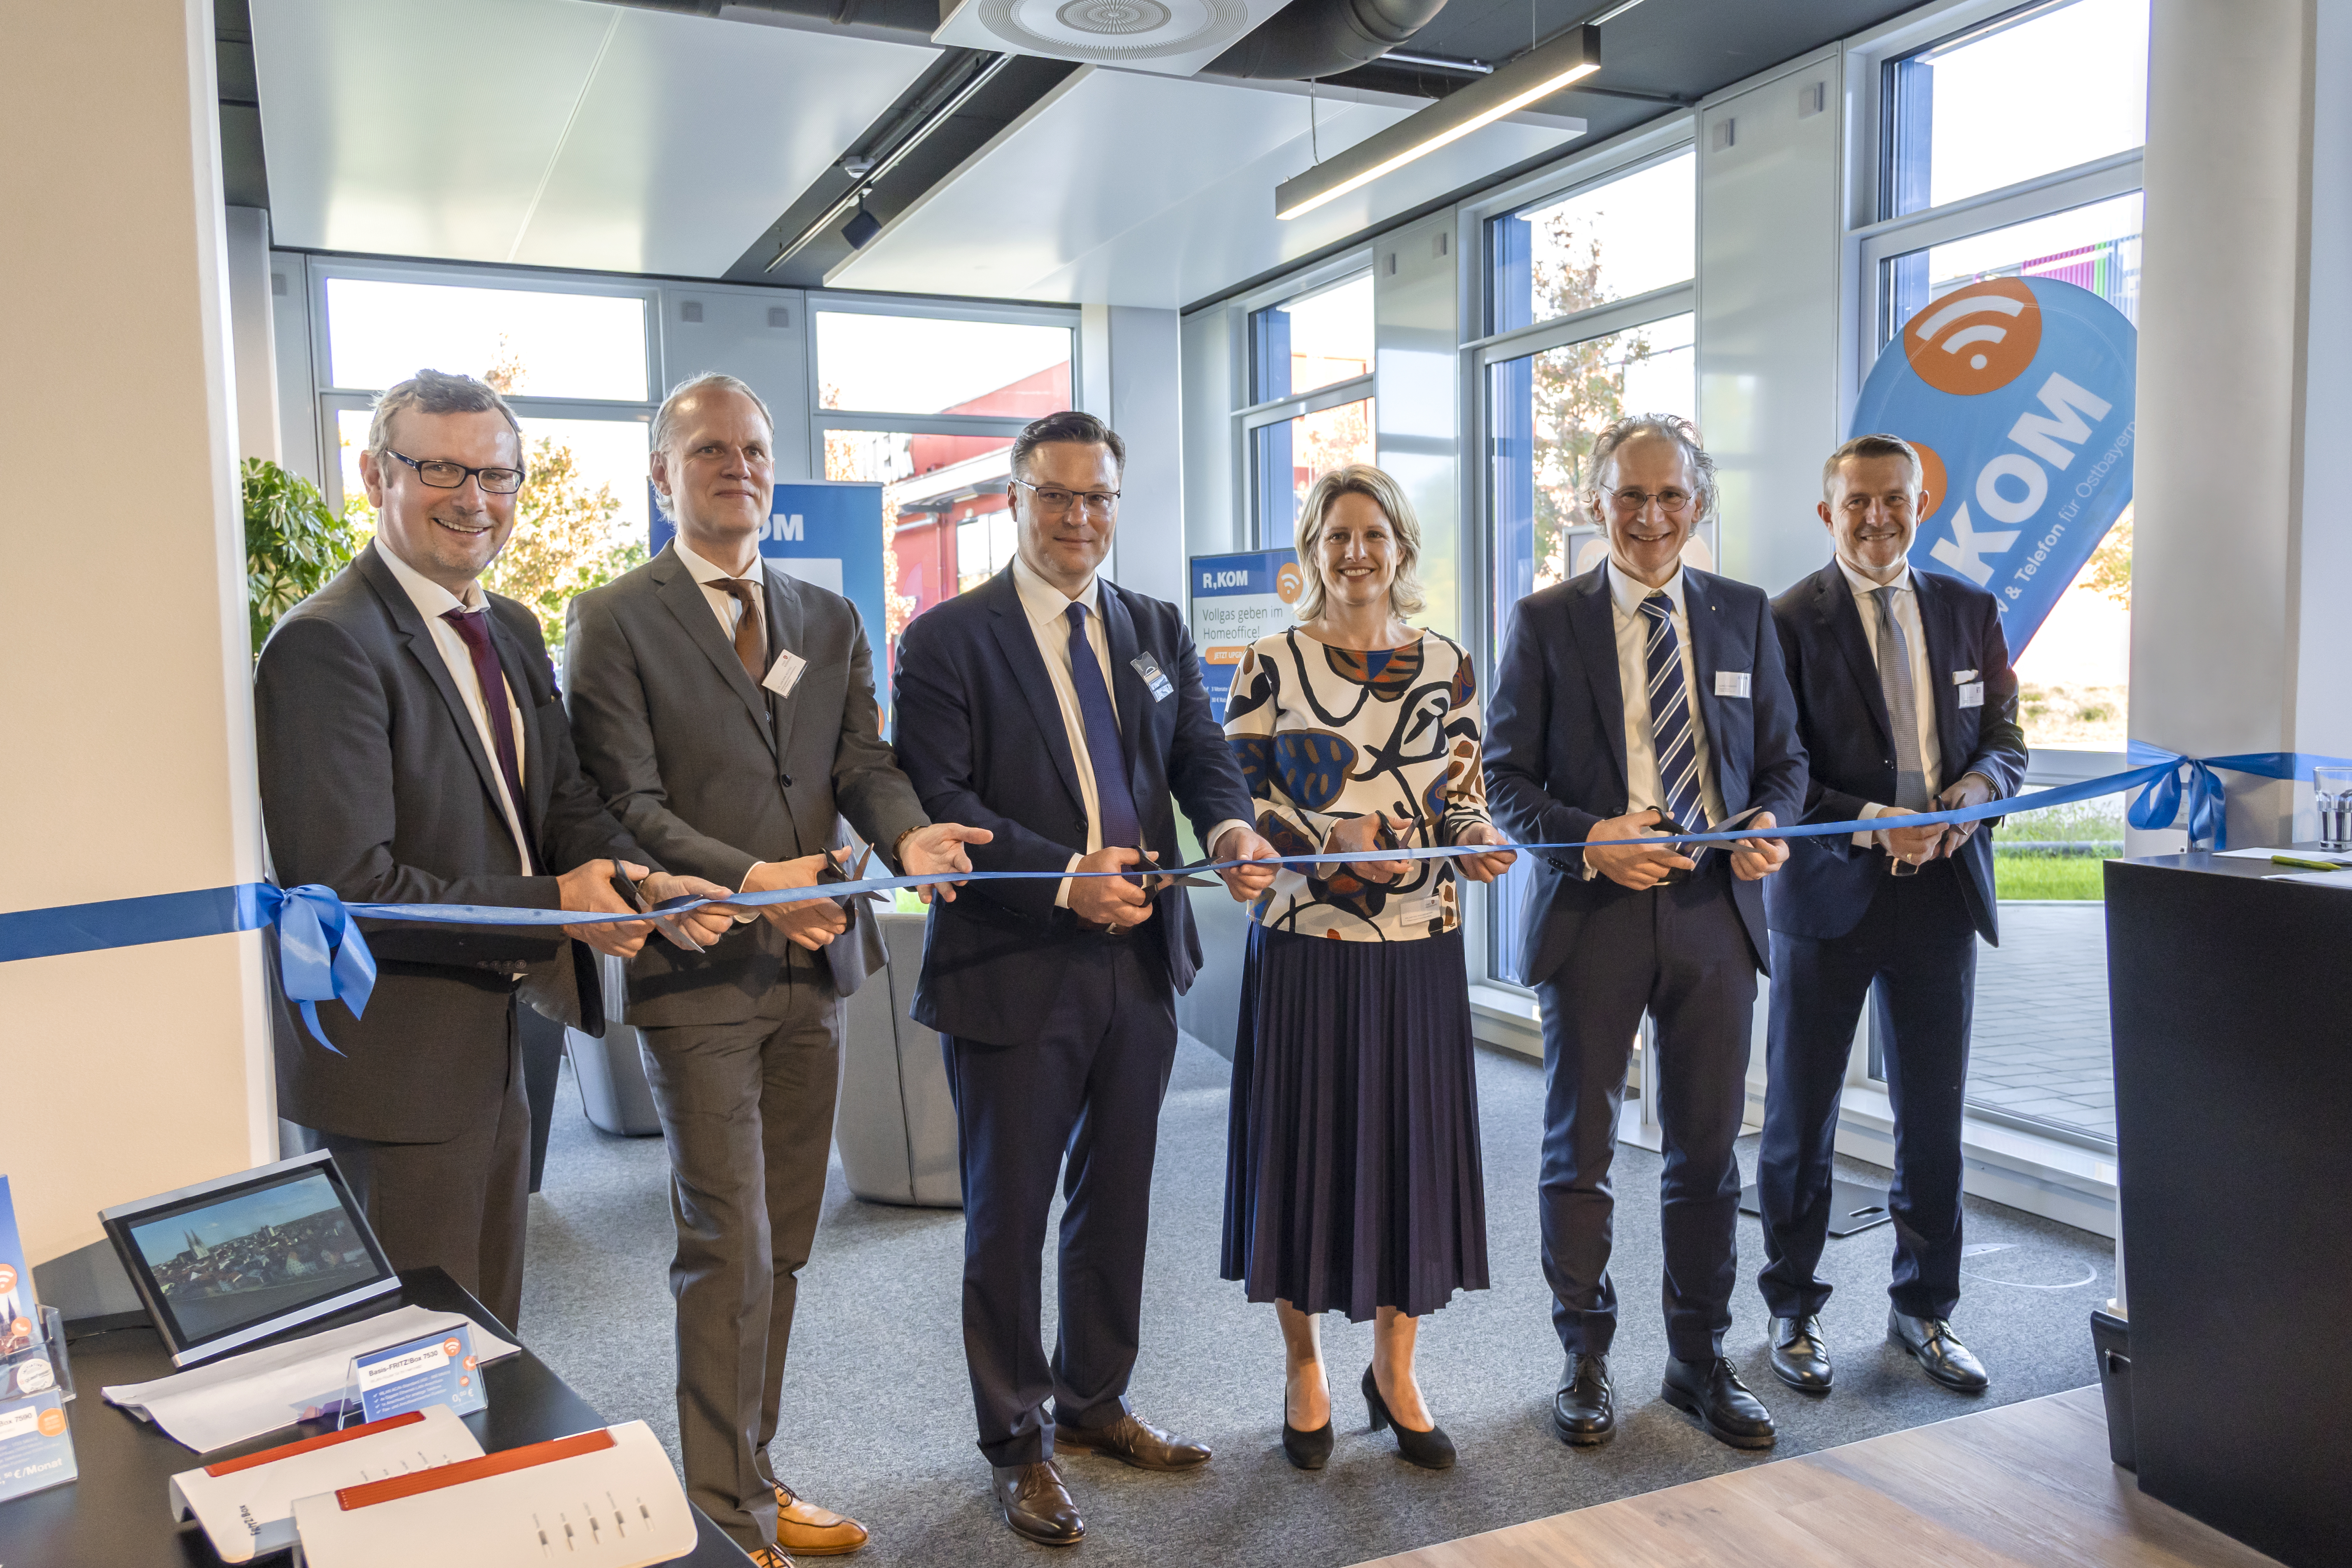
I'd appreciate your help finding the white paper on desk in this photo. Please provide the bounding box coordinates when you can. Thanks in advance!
[291,1420,694,1568]
[2214,847,2352,863]
[171,1403,483,1563]
[2272,870,2352,890]
[103,1306,517,1452]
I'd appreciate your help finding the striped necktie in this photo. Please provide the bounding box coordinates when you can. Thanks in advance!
[1638,591,1709,832]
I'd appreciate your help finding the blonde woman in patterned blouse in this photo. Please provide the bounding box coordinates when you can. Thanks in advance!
[1220,464,1515,1473]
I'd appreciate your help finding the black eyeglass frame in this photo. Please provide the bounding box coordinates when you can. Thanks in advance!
[385,448,529,495]
[1009,477,1122,514]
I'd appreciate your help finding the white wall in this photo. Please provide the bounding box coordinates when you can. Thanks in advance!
[1374,214,1465,640]
[225,206,281,463]
[1104,306,1188,608]
[652,283,814,481]
[1697,49,1845,598]
[2,0,275,1265]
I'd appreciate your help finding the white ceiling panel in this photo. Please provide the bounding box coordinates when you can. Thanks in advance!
[253,0,937,277]
[825,67,1581,307]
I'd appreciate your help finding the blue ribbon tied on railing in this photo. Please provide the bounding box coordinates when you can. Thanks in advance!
[5,752,2346,1048]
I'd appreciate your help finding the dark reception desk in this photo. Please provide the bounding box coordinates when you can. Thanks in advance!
[2106,851,2352,1568]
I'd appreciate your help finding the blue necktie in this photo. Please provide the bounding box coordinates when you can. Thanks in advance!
[1637,591,1709,832]
[1064,602,1143,851]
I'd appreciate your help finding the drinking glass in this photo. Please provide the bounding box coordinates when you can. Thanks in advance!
[2314,766,2352,851]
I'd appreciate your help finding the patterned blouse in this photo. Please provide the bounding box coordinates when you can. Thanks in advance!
[1223,628,1493,942]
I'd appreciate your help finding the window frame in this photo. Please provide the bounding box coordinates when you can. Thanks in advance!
[1232,255,1377,548]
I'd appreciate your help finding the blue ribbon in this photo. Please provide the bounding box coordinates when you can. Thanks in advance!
[2122,743,2352,850]
[4,753,2343,1044]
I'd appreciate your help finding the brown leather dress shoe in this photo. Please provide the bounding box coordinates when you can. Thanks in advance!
[770,1486,868,1556]
[991,1460,1085,1546]
[1052,1411,1212,1471]
[747,1548,796,1568]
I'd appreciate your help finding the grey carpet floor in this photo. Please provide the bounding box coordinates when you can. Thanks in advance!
[519,1038,2114,1567]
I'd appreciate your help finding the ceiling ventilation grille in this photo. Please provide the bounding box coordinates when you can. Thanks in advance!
[934,0,1287,75]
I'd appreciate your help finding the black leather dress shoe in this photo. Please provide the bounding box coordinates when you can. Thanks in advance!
[1552,1353,1616,1446]
[1888,1308,1990,1392]
[1769,1315,1833,1393]
[991,1461,1085,1546]
[1052,1412,1211,1471]
[1660,1357,1777,1449]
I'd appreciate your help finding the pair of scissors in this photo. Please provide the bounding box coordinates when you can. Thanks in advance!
[815,842,891,909]
[607,872,707,951]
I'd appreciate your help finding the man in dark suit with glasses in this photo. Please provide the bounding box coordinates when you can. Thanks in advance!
[254,368,735,1330]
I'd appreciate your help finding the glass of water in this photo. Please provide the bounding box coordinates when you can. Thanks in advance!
[2315,766,2352,851]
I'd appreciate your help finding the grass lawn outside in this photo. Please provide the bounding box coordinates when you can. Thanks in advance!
[1995,851,2108,900]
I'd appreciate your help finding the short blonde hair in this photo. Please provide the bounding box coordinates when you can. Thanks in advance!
[1293,464,1426,624]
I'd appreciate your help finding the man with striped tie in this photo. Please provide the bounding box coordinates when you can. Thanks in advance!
[1485,414,1808,1452]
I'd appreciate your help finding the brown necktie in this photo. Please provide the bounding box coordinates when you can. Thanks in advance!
[708,576,765,682]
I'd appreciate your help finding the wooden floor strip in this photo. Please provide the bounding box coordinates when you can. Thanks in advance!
[1356,1389,2283,1568]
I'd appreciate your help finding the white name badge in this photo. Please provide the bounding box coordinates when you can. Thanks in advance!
[1714,671,1751,699]
[763,648,808,699]
[1131,653,1176,703]
[1958,682,1985,709]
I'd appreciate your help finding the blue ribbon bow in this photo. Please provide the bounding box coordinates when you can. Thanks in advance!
[250,884,378,1053]
[2123,745,2352,850]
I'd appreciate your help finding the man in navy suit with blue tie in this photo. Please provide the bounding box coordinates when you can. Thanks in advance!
[1754,435,2027,1398]
[892,411,1276,1547]
[1487,415,1807,1452]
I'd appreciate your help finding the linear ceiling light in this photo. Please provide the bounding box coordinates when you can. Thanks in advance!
[1274,23,1599,220]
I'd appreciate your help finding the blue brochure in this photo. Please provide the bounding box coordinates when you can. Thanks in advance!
[0,1175,39,1354]
[351,1324,487,1424]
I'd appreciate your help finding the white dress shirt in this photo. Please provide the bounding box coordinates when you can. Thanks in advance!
[673,537,766,648]
[1838,558,1968,850]
[1008,555,1248,906]
[378,543,533,873]
[1607,561,1728,827]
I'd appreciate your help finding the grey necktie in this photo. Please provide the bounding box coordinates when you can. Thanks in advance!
[1870,585,1932,811]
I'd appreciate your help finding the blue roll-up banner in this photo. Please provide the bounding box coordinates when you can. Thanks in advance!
[651,481,888,662]
[1851,276,2137,651]
[1188,549,1302,717]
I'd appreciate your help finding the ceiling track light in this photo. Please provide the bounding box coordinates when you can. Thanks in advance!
[1273,23,1599,220]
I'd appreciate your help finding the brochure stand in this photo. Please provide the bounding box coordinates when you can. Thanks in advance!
[0,1175,78,1501]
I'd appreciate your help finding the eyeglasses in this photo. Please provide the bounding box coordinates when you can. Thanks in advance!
[1011,478,1120,516]
[1606,487,1695,516]
[386,449,527,495]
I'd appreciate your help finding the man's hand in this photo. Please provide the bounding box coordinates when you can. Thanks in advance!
[1211,825,1280,902]
[1327,812,1411,883]
[1730,810,1789,881]
[1585,810,1696,890]
[1069,846,1155,927]
[739,852,852,950]
[1877,810,1945,866]
[637,872,738,945]
[556,858,655,958]
[1452,820,1518,884]
[1933,773,1999,857]
[899,823,996,904]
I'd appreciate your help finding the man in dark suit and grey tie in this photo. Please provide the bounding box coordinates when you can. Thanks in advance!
[1754,434,2027,1398]
[1485,414,1807,1452]
[564,373,989,1566]
[255,369,735,1331]
[891,411,1277,1546]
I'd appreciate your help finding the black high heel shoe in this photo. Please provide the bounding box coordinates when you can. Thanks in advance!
[1361,1365,1456,1470]
[1282,1382,1334,1471]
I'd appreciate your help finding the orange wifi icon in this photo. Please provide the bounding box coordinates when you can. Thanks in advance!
[1903,277,2042,396]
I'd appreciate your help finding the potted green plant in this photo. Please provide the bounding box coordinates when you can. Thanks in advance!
[244,458,360,654]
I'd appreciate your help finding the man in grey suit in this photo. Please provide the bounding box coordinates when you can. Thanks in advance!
[255,369,735,1330]
[566,372,989,1566]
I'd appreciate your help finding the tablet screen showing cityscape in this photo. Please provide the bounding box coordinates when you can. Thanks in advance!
[126,1170,389,1348]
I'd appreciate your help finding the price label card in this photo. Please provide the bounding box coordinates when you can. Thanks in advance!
[351,1325,486,1425]
[0,1389,77,1501]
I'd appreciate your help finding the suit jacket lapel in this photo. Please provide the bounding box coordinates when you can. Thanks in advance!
[1910,570,1969,782]
[984,569,1088,814]
[652,545,774,745]
[1684,569,1732,783]
[761,567,803,763]
[1099,585,1153,801]
[357,545,510,832]
[1821,565,1898,751]
[1565,568,1629,798]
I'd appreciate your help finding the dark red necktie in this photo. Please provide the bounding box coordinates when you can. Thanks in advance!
[441,608,528,843]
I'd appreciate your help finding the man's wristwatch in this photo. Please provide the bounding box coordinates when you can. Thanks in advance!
[892,826,922,867]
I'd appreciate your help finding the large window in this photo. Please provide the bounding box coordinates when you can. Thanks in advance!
[1480,150,1699,982]
[1859,0,2149,1152]
[811,303,1077,669]
[309,266,658,653]
[1243,271,1376,546]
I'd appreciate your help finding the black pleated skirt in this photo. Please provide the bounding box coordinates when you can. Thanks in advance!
[1220,922,1489,1321]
